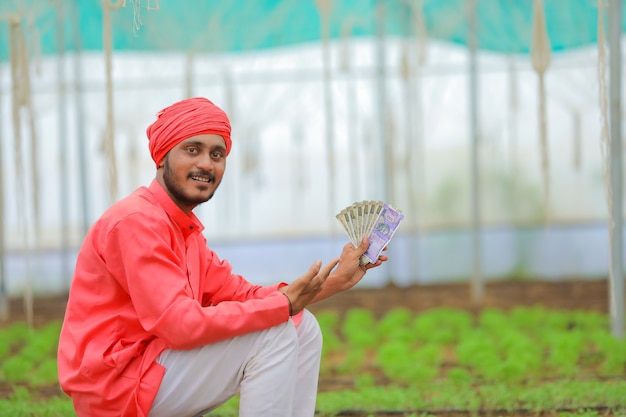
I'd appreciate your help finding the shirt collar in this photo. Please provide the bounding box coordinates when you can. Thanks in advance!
[148,179,205,238]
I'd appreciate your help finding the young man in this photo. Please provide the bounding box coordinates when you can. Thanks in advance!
[57,97,388,417]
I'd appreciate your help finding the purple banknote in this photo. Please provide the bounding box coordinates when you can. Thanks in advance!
[362,203,404,264]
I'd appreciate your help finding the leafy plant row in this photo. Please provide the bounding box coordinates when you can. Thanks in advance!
[317,306,626,383]
[210,306,626,416]
[1,307,625,416]
[0,321,61,387]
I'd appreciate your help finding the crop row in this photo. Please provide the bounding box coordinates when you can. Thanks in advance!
[0,307,625,416]
[318,306,626,383]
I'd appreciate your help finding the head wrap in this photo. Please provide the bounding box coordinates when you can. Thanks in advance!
[146,97,232,167]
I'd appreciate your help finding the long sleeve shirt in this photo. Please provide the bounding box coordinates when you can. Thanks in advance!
[57,179,292,417]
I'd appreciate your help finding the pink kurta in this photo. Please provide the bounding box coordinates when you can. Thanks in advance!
[58,180,291,416]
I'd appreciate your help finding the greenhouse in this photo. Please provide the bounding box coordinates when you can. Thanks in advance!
[0,1,625,416]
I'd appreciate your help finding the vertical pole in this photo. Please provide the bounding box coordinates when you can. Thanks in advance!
[103,1,119,204]
[468,0,483,302]
[320,6,336,233]
[508,57,519,213]
[411,2,428,284]
[221,70,235,234]
[608,0,624,339]
[73,0,90,240]
[314,0,336,235]
[184,52,194,98]
[0,40,7,321]
[375,0,393,283]
[400,5,418,281]
[376,0,391,204]
[341,22,360,202]
[57,0,71,290]
[347,55,360,202]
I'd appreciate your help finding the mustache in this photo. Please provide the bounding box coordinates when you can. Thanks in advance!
[189,171,216,182]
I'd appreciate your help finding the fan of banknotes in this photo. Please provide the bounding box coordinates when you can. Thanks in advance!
[336,201,405,265]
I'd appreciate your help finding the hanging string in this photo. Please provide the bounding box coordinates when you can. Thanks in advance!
[242,126,258,176]
[103,0,121,202]
[314,0,336,232]
[0,60,5,322]
[129,0,160,33]
[597,0,614,306]
[507,57,519,217]
[18,12,42,328]
[400,3,415,230]
[339,19,352,73]
[412,0,427,233]
[597,1,611,219]
[572,109,582,171]
[18,22,41,251]
[340,18,361,201]
[26,16,42,76]
[9,17,34,329]
[530,0,551,225]
[412,0,428,67]
[184,52,195,98]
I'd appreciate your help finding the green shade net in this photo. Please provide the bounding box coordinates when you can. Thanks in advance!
[0,0,622,61]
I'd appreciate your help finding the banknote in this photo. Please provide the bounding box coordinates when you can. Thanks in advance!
[336,201,404,265]
[361,203,404,264]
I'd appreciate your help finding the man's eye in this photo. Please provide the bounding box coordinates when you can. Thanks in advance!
[211,151,224,158]
[187,147,198,154]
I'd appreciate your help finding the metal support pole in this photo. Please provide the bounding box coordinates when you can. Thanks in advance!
[375,0,393,283]
[321,13,336,232]
[73,0,90,240]
[0,45,7,321]
[608,0,624,339]
[376,0,391,204]
[468,0,483,302]
[57,0,71,290]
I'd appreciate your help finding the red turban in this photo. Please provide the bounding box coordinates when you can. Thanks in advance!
[146,97,232,167]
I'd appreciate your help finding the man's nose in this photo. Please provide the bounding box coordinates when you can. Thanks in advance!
[196,152,214,170]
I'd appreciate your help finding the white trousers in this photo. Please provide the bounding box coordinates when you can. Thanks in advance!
[148,309,323,417]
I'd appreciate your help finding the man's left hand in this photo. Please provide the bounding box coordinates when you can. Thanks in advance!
[313,237,388,302]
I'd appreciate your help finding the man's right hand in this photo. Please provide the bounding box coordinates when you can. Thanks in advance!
[280,258,339,316]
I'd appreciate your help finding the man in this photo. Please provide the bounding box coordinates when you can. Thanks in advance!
[57,97,388,417]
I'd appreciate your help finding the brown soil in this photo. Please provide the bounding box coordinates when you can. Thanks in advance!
[308,279,612,318]
[1,279,623,417]
[4,279,613,326]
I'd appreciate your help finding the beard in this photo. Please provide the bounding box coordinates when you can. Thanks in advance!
[162,158,219,208]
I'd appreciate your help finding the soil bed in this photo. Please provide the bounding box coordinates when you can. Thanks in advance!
[2,279,623,417]
[5,280,612,326]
